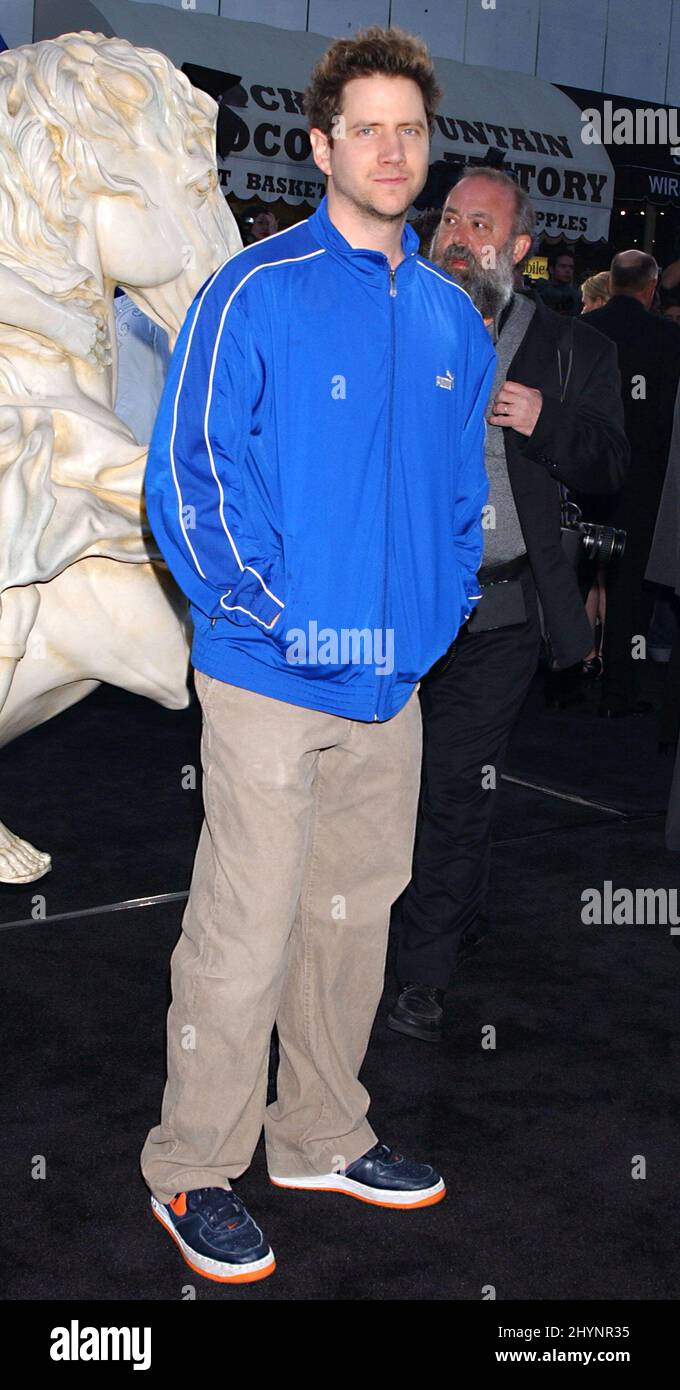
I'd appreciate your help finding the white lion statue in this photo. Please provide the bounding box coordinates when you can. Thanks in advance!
[0,31,242,883]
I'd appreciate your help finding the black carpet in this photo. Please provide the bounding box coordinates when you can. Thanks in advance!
[1,667,679,1301]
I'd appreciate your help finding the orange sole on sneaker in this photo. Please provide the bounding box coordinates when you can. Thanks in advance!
[269,1175,446,1209]
[151,1200,276,1284]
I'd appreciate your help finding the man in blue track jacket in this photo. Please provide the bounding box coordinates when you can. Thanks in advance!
[141,25,495,1283]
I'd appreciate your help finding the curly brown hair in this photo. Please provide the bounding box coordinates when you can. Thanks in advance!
[303,25,442,140]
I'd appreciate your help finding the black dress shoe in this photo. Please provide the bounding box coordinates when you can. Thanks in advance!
[387,983,445,1043]
[598,699,653,719]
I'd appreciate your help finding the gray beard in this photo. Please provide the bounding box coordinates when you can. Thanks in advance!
[432,235,517,320]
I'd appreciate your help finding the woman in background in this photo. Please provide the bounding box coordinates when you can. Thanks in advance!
[581,270,611,314]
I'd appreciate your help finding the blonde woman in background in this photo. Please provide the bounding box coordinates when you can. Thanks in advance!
[581,270,611,313]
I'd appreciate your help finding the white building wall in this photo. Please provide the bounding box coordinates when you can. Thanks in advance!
[465,0,540,76]
[129,0,220,13]
[667,0,680,105]
[0,0,35,47]
[535,0,609,92]
[390,1,467,62]
[16,0,680,105]
[602,0,673,102]
[226,0,680,105]
[210,0,306,24]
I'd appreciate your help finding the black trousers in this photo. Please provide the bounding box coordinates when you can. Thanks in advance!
[658,610,680,747]
[601,527,656,712]
[666,738,680,851]
[395,569,542,991]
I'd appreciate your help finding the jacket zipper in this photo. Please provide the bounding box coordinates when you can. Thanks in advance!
[374,264,397,720]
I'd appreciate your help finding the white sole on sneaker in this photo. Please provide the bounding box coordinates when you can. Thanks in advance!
[269,1172,446,1208]
[150,1196,276,1283]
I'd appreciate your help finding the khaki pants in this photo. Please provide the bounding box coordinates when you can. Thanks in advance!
[140,672,422,1203]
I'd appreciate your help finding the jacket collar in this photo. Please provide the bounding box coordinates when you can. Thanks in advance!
[596,294,649,317]
[493,294,516,340]
[308,193,420,292]
[490,289,562,348]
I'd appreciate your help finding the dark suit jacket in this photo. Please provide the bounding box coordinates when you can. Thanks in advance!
[501,290,629,667]
[647,380,680,596]
[585,296,680,534]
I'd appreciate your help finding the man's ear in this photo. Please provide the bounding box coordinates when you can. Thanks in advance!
[309,127,332,177]
[512,233,533,266]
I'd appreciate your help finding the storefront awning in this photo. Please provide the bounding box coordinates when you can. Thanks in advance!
[560,86,680,210]
[36,0,614,242]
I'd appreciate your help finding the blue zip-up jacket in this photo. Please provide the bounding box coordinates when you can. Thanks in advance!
[144,195,495,722]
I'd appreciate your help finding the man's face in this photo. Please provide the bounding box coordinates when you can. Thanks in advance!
[552,255,575,284]
[664,304,680,324]
[309,74,430,222]
[431,175,528,319]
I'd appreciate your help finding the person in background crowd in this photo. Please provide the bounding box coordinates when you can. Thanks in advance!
[581,271,610,314]
[513,262,532,293]
[534,248,581,315]
[387,167,628,1044]
[239,206,279,244]
[408,206,441,254]
[646,380,680,820]
[646,278,680,691]
[576,273,613,675]
[587,251,680,718]
[660,255,680,298]
[658,259,680,321]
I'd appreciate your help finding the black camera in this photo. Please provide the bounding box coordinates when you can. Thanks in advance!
[560,499,626,568]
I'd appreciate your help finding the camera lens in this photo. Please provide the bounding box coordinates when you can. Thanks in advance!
[580,523,626,565]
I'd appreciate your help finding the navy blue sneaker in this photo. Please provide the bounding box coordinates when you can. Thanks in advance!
[150,1187,275,1283]
[270,1142,445,1208]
